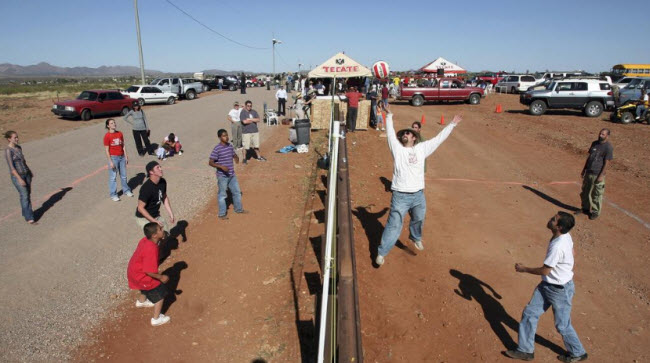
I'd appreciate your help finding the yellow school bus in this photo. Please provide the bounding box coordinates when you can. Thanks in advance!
[611,64,650,78]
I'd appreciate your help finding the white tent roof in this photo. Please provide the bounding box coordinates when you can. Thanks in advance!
[420,57,466,74]
[308,52,372,78]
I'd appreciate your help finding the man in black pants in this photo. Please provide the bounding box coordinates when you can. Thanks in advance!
[276,85,287,116]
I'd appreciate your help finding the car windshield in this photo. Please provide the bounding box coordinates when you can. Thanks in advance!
[125,86,140,93]
[624,79,643,89]
[546,82,556,91]
[151,79,162,85]
[77,91,98,101]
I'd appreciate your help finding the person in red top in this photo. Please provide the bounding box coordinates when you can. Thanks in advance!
[127,222,171,326]
[103,118,133,202]
[343,86,364,132]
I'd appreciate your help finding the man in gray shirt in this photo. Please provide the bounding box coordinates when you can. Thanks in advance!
[580,128,613,220]
[240,100,266,164]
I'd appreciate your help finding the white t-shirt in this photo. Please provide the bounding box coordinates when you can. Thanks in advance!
[385,114,456,192]
[542,233,575,285]
[228,108,241,123]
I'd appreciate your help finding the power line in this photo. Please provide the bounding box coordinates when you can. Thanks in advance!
[274,48,293,70]
[163,0,270,50]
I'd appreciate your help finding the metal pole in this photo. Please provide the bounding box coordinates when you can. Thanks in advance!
[134,0,146,85]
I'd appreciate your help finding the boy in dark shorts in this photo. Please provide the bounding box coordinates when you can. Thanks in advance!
[127,222,171,326]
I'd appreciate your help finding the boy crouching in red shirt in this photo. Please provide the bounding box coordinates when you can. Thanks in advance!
[127,222,171,326]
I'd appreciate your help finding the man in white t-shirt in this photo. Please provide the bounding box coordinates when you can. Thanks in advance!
[276,85,287,116]
[375,104,462,266]
[227,101,242,150]
[505,212,588,362]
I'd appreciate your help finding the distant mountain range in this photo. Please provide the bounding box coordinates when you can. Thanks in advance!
[0,62,237,77]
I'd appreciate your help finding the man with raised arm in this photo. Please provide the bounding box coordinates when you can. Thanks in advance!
[375,104,462,266]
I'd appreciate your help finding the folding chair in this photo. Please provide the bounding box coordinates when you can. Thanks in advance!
[265,109,279,126]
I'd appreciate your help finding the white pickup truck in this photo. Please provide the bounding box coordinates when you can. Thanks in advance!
[150,78,204,100]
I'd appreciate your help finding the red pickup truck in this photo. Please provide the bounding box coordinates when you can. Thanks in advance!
[397,78,484,106]
[476,72,507,85]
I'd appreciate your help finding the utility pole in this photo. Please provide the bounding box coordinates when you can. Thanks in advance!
[272,36,282,77]
[134,0,146,85]
[298,62,303,74]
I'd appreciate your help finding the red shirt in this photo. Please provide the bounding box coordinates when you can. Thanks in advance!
[345,92,362,108]
[381,87,389,99]
[103,131,125,156]
[127,237,160,290]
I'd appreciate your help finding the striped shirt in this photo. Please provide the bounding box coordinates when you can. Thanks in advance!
[209,142,235,177]
[5,146,30,176]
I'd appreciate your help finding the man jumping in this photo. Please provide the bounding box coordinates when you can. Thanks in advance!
[376,104,462,266]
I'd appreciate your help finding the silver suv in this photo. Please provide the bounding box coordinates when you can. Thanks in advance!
[520,78,614,117]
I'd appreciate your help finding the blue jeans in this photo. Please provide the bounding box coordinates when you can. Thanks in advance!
[108,155,131,198]
[517,281,586,356]
[217,174,243,216]
[636,105,647,119]
[378,190,426,256]
[11,173,34,221]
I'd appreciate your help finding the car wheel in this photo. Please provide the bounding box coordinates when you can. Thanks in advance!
[166,96,176,105]
[511,87,517,94]
[469,94,480,105]
[121,106,130,116]
[584,101,603,117]
[186,90,196,100]
[229,85,235,91]
[81,109,91,121]
[204,85,211,92]
[619,111,634,124]
[529,100,547,115]
[411,95,424,107]
[138,98,145,106]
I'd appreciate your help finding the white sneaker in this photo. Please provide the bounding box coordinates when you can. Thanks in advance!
[151,314,170,326]
[178,151,183,156]
[125,191,134,197]
[375,254,385,266]
[414,241,424,251]
[135,299,154,308]
[111,196,120,202]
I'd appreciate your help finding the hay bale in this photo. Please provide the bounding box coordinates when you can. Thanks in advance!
[310,98,348,130]
[355,100,371,130]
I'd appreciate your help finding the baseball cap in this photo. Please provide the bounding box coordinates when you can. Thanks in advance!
[233,101,239,106]
[146,161,159,175]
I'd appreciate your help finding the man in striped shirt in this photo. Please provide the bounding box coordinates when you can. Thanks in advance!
[209,129,247,220]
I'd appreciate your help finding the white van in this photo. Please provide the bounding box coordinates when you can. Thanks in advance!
[496,74,539,93]
[540,72,583,80]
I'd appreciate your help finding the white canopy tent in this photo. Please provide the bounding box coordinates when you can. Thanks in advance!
[308,52,372,78]
[419,57,467,76]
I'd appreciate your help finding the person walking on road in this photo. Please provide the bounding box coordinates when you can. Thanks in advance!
[240,73,247,94]
[103,119,133,202]
[228,101,243,151]
[276,85,287,116]
[135,161,175,234]
[4,131,36,224]
[209,129,247,220]
[505,212,588,362]
[375,104,462,266]
[123,103,152,156]
[240,100,267,164]
[580,128,613,220]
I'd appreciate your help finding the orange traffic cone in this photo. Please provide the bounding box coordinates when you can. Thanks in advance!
[421,114,426,125]
[440,114,445,125]
[495,104,502,113]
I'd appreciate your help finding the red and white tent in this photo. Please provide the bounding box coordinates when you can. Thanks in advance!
[419,57,466,76]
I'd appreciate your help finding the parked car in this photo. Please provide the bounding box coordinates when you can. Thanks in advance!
[613,77,636,89]
[51,90,133,121]
[149,77,204,100]
[527,79,552,91]
[475,72,507,85]
[202,76,239,91]
[397,77,485,106]
[617,77,650,105]
[495,74,540,93]
[520,78,614,117]
[540,72,584,80]
[121,85,178,105]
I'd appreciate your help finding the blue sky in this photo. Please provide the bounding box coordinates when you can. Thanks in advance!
[1,0,649,74]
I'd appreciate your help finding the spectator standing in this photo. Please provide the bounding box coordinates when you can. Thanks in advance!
[315,80,325,95]
[294,93,306,119]
[266,75,271,90]
[344,86,364,132]
[287,74,293,92]
[300,77,306,93]
[103,118,133,202]
[135,161,175,233]
[376,105,462,266]
[123,103,153,156]
[240,73,247,94]
[375,102,385,131]
[381,83,389,108]
[4,131,36,224]
[367,85,378,128]
[580,129,613,220]
[276,85,288,116]
[218,77,223,91]
[228,101,243,150]
[209,129,247,220]
[240,100,267,163]
[127,222,171,326]
[411,121,422,133]
[505,212,588,363]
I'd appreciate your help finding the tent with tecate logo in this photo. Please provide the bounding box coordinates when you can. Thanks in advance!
[308,52,372,78]
[419,57,467,76]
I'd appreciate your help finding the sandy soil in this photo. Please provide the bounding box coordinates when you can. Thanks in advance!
[67,92,650,362]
